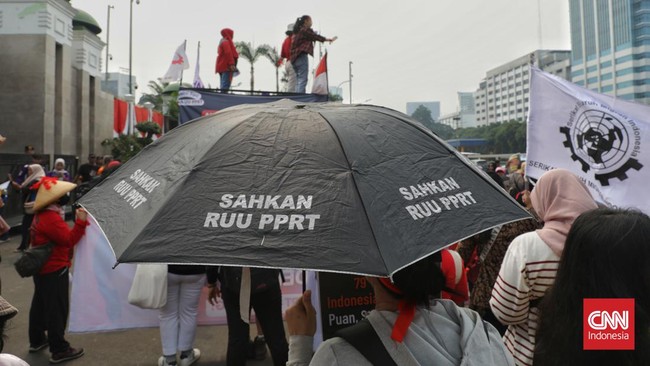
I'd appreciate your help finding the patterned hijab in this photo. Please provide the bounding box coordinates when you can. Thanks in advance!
[530,169,598,256]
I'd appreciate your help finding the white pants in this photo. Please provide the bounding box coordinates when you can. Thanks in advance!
[159,273,205,355]
[286,61,297,92]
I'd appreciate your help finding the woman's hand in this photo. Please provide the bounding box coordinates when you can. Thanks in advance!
[285,290,317,336]
[75,207,88,222]
[208,284,221,306]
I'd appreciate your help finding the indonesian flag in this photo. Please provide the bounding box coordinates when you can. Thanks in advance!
[161,41,190,83]
[193,42,205,88]
[311,53,328,95]
[527,66,649,213]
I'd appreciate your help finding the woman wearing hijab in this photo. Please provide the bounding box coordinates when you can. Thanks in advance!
[216,28,239,92]
[285,253,514,365]
[47,158,71,182]
[27,177,88,364]
[9,164,45,252]
[534,208,650,365]
[490,168,598,366]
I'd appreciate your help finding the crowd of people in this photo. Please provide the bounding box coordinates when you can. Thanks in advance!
[215,15,336,93]
[283,162,649,366]
[0,145,647,365]
[0,147,124,364]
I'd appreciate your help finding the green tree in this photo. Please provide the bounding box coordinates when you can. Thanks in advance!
[452,119,526,154]
[411,105,434,126]
[429,123,455,140]
[260,45,282,92]
[235,42,271,92]
[136,121,162,140]
[102,122,162,163]
[102,134,144,163]
[410,105,455,139]
[138,80,166,111]
[329,92,343,102]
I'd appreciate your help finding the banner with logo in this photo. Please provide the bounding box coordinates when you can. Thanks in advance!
[69,215,303,333]
[178,89,328,124]
[161,41,190,83]
[527,67,648,213]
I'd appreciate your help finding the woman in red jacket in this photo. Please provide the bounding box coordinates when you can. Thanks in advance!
[216,28,238,92]
[27,177,89,364]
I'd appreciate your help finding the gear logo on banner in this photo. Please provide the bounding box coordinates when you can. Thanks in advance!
[177,90,205,106]
[560,102,643,186]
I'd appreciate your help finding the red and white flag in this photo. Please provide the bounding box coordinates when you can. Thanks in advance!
[161,41,190,83]
[311,53,328,95]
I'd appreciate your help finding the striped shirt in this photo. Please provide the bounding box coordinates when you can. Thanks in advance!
[490,231,560,366]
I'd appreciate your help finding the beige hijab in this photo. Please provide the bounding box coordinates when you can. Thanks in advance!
[21,164,45,188]
[530,169,598,256]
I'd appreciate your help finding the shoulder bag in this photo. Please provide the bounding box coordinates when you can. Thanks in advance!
[128,263,168,309]
[14,241,55,277]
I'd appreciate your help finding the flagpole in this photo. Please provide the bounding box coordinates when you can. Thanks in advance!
[179,39,187,89]
[193,41,203,88]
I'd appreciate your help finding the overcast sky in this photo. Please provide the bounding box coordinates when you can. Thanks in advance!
[71,0,571,115]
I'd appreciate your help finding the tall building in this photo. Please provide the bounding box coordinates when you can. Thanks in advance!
[0,0,113,157]
[569,0,650,104]
[406,101,440,120]
[102,70,137,99]
[438,92,478,129]
[474,50,571,125]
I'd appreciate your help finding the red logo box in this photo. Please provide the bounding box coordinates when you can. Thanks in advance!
[583,298,635,350]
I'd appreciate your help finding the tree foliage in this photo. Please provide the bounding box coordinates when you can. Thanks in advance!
[429,123,455,140]
[329,92,343,102]
[235,42,271,92]
[455,120,527,153]
[138,80,166,111]
[411,105,434,125]
[409,103,526,153]
[410,105,455,140]
[260,45,281,92]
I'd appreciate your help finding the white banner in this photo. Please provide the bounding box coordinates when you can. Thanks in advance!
[160,41,190,83]
[69,215,304,333]
[527,67,648,212]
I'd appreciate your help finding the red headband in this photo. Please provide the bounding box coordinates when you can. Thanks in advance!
[378,278,415,343]
[30,176,58,190]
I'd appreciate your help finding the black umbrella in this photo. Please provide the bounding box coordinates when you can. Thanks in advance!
[80,101,530,277]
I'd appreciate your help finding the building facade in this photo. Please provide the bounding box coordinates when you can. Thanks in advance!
[438,92,478,129]
[569,0,650,104]
[0,0,113,158]
[101,70,137,99]
[474,50,571,126]
[406,101,441,120]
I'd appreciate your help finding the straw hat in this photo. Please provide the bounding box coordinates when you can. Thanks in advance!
[32,177,77,212]
[0,295,18,319]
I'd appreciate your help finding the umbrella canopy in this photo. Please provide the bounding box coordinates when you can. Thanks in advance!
[80,101,530,277]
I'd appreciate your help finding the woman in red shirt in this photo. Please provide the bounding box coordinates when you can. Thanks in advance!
[27,177,89,364]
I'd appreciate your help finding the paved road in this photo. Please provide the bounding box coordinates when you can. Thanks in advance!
[0,235,279,366]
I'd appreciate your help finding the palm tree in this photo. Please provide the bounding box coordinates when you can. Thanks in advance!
[138,80,167,111]
[260,45,281,92]
[235,42,271,92]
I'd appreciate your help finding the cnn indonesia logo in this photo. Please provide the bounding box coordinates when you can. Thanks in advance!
[583,298,635,350]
